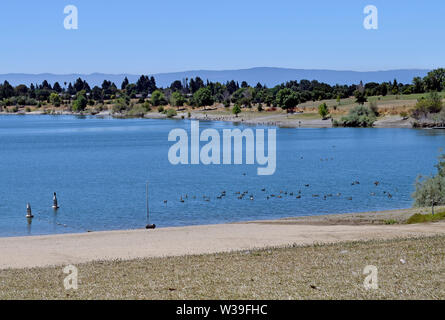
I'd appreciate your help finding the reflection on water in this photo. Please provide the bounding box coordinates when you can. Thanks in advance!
[26,217,32,235]
[0,115,444,237]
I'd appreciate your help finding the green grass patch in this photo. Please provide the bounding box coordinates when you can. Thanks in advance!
[406,211,445,224]
[384,219,398,225]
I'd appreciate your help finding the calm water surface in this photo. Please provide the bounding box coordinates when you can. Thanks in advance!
[0,115,444,237]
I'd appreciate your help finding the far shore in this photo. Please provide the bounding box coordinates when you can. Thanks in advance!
[1,207,444,270]
[0,109,417,128]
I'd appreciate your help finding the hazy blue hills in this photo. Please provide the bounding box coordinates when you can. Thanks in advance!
[0,67,430,88]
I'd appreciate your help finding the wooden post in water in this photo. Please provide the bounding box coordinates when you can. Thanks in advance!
[26,203,34,219]
[146,181,156,229]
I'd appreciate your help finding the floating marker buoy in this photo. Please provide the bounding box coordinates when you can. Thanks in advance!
[52,192,59,209]
[26,203,34,218]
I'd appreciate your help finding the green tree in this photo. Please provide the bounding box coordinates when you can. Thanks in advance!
[49,93,62,107]
[170,91,185,107]
[412,77,425,93]
[193,87,214,107]
[71,91,87,112]
[424,68,445,92]
[276,88,300,111]
[232,104,241,117]
[354,90,367,105]
[391,79,399,95]
[413,154,445,214]
[151,90,167,107]
[121,77,129,90]
[318,103,329,119]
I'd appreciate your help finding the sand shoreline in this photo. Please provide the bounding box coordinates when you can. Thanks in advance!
[1,208,444,270]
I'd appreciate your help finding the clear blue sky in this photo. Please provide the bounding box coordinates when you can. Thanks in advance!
[0,0,443,74]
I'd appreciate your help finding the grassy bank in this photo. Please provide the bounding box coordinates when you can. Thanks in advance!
[407,211,445,224]
[0,235,443,300]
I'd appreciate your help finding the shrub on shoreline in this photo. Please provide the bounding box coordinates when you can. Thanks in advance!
[334,105,377,127]
[407,211,445,224]
[127,104,148,117]
[412,154,445,214]
[166,108,177,118]
[411,92,443,119]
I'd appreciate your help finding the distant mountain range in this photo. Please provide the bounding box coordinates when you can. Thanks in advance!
[0,67,430,88]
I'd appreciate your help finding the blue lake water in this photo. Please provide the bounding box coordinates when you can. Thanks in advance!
[0,115,444,237]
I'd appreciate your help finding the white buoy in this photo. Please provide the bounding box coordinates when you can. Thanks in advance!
[52,192,59,209]
[26,203,34,218]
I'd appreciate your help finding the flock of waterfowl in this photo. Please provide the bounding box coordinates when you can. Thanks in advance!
[164,180,395,204]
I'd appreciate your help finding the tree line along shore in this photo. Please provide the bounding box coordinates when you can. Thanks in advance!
[0,68,444,127]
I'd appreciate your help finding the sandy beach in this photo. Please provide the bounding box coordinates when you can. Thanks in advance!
[1,208,444,270]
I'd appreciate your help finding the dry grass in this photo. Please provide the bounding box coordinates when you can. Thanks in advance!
[0,235,443,300]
